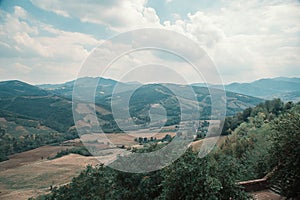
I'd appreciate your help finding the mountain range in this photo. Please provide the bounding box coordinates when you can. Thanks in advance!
[38,77,300,102]
[0,76,298,136]
[220,77,300,102]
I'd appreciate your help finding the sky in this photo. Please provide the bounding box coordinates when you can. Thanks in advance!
[0,0,300,85]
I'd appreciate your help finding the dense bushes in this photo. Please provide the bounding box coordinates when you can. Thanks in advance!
[50,147,92,159]
[221,98,289,135]
[269,110,300,198]
[220,100,300,198]
[36,149,249,200]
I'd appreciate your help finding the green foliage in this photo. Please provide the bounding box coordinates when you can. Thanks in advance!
[222,98,288,135]
[0,96,74,133]
[49,147,92,159]
[269,109,300,198]
[0,80,49,97]
[49,165,117,200]
[160,149,249,200]
[220,99,299,182]
[39,149,249,200]
[0,118,78,161]
[128,84,181,126]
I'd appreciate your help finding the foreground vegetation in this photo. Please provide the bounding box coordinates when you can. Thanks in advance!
[33,99,299,199]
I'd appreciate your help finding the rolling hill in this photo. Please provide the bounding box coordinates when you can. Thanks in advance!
[223,77,300,101]
[0,78,264,162]
[0,78,264,135]
[36,77,264,126]
[0,80,49,97]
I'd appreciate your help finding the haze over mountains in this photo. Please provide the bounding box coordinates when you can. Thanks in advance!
[0,77,268,135]
[222,77,300,102]
[0,76,298,136]
[38,76,300,102]
[192,77,300,102]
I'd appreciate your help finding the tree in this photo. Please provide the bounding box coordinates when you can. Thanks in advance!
[269,111,300,198]
[160,149,249,200]
[0,126,5,136]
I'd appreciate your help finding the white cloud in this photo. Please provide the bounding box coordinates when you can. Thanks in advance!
[163,0,300,82]
[1,1,300,84]
[78,29,217,84]
[29,0,70,18]
[0,6,100,60]
[13,63,32,74]
[30,0,162,32]
[0,6,101,84]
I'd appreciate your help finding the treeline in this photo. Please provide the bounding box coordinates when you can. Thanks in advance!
[49,146,92,160]
[0,96,75,133]
[0,128,78,162]
[0,98,80,161]
[221,98,291,135]
[134,134,172,145]
[34,99,300,199]
[0,112,78,161]
[220,99,300,198]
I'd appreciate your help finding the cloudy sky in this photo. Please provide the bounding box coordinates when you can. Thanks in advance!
[0,0,300,84]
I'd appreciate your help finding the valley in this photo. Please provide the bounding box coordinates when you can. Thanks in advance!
[0,77,299,199]
[0,133,226,200]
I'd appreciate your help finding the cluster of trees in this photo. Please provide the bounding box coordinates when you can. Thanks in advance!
[134,137,157,144]
[0,97,75,133]
[33,149,250,200]
[0,117,78,161]
[0,129,78,162]
[220,99,300,198]
[0,96,80,161]
[269,110,300,198]
[49,146,92,160]
[221,98,289,135]
[195,120,209,140]
[134,134,172,145]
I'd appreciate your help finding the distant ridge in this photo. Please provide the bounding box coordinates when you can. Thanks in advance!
[0,80,49,97]
[223,77,300,102]
[2,76,299,101]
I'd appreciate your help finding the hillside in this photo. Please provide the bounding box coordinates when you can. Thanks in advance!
[0,80,49,97]
[0,112,78,161]
[0,79,263,160]
[223,77,300,101]
[38,77,136,98]
[40,77,263,120]
[0,79,265,133]
[33,99,300,200]
[1,78,299,199]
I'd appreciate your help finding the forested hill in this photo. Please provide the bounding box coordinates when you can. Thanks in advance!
[0,78,263,132]
[35,99,300,200]
[0,80,49,97]
[192,77,300,102]
[0,78,262,162]
[223,77,300,102]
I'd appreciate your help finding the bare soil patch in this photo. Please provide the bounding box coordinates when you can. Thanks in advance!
[190,136,227,151]
[0,146,69,171]
[252,190,285,200]
[0,153,99,200]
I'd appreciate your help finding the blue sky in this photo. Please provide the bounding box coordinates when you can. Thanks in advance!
[0,0,299,84]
